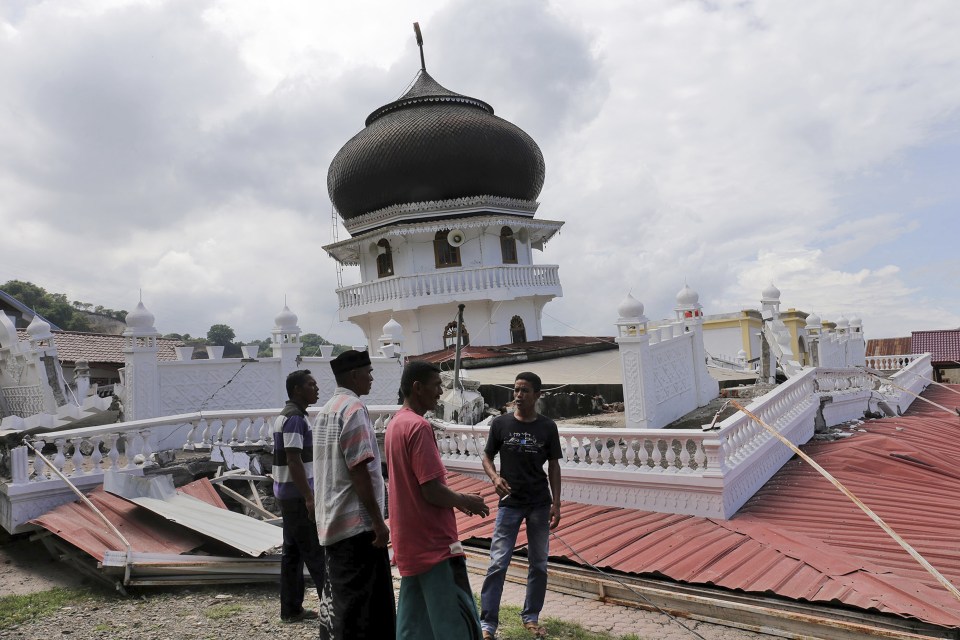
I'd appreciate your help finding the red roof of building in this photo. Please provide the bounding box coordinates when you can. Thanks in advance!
[416,336,616,367]
[912,330,960,364]
[450,383,960,628]
[15,329,182,364]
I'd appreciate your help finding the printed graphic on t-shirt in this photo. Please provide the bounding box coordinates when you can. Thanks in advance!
[504,431,544,454]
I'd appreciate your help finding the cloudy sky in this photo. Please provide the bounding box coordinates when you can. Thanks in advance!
[2,0,958,344]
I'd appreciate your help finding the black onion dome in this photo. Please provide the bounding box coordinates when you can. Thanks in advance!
[327,71,545,220]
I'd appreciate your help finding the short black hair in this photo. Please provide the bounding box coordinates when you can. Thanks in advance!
[400,361,441,397]
[286,369,313,398]
[515,371,542,392]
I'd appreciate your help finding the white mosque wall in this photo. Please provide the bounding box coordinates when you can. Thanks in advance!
[125,353,402,421]
[815,330,866,369]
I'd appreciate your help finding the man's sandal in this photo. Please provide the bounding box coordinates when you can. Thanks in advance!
[523,621,547,637]
[482,631,496,640]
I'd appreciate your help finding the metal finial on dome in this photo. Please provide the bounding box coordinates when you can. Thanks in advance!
[413,22,426,71]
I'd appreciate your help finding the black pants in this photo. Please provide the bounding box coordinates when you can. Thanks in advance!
[279,497,326,619]
[321,530,396,639]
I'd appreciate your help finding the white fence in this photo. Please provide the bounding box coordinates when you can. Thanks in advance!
[436,367,894,519]
[337,264,561,309]
[865,354,921,372]
[0,406,398,533]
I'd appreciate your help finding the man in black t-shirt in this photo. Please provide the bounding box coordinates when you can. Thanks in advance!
[480,372,561,639]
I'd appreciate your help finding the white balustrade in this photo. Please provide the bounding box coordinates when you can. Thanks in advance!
[865,354,920,371]
[337,264,561,310]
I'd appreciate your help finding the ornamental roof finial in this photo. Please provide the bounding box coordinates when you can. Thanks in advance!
[413,22,426,71]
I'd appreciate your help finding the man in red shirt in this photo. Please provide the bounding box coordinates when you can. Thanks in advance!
[386,361,490,639]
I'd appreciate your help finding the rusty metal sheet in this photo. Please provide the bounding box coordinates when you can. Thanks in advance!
[29,478,225,562]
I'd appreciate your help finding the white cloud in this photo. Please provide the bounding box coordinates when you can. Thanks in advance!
[2,0,959,347]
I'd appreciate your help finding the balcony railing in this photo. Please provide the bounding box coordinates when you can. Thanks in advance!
[336,264,561,310]
[865,354,920,371]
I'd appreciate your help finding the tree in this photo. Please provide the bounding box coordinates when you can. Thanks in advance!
[1,280,91,331]
[206,324,236,346]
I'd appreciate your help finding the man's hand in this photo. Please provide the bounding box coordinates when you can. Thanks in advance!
[492,475,511,498]
[459,493,490,518]
[549,502,561,529]
[371,520,390,548]
[305,495,316,522]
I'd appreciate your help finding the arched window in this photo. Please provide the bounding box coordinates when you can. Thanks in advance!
[500,226,517,264]
[510,315,527,343]
[433,230,461,268]
[443,321,470,348]
[376,239,394,278]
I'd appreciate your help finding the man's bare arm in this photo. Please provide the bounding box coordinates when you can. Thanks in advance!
[548,458,561,529]
[285,450,315,520]
[420,478,490,517]
[347,461,389,547]
[482,453,511,497]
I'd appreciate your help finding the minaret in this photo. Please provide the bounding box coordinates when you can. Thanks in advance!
[615,293,652,429]
[122,300,160,420]
[271,304,303,378]
[323,26,563,356]
[674,284,716,405]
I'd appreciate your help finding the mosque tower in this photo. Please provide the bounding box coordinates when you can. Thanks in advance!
[323,27,564,356]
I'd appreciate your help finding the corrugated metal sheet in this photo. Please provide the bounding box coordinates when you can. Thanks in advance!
[15,329,181,363]
[29,478,222,562]
[451,384,960,629]
[103,472,282,557]
[865,337,912,357]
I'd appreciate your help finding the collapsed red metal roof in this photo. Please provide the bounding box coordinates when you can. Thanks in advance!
[30,478,228,562]
[451,384,960,628]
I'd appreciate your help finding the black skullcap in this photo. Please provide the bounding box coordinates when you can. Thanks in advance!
[330,349,372,375]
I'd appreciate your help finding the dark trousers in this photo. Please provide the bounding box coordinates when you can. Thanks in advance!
[279,497,326,619]
[322,530,396,640]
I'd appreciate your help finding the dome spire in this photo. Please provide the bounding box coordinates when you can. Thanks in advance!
[413,22,426,71]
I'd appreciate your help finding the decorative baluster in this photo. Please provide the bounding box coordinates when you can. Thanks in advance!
[140,430,153,464]
[215,420,227,446]
[637,439,650,470]
[198,419,213,450]
[652,439,665,471]
[665,439,678,473]
[613,438,626,468]
[90,436,103,473]
[570,437,582,466]
[73,438,89,476]
[227,419,240,445]
[33,439,48,479]
[238,419,253,446]
[679,439,691,473]
[562,437,575,466]
[108,434,120,470]
[694,440,707,470]
[53,439,67,476]
[182,421,198,450]
[590,438,603,467]
[623,438,637,470]
[258,418,271,445]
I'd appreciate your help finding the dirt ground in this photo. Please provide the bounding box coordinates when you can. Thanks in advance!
[0,532,91,596]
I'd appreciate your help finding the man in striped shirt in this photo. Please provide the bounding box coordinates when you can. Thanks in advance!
[272,369,325,624]
[313,350,395,639]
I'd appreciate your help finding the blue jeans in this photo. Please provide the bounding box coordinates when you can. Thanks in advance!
[480,504,551,633]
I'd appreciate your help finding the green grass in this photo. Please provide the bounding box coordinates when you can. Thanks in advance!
[493,602,645,640]
[0,588,89,629]
[203,603,242,620]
